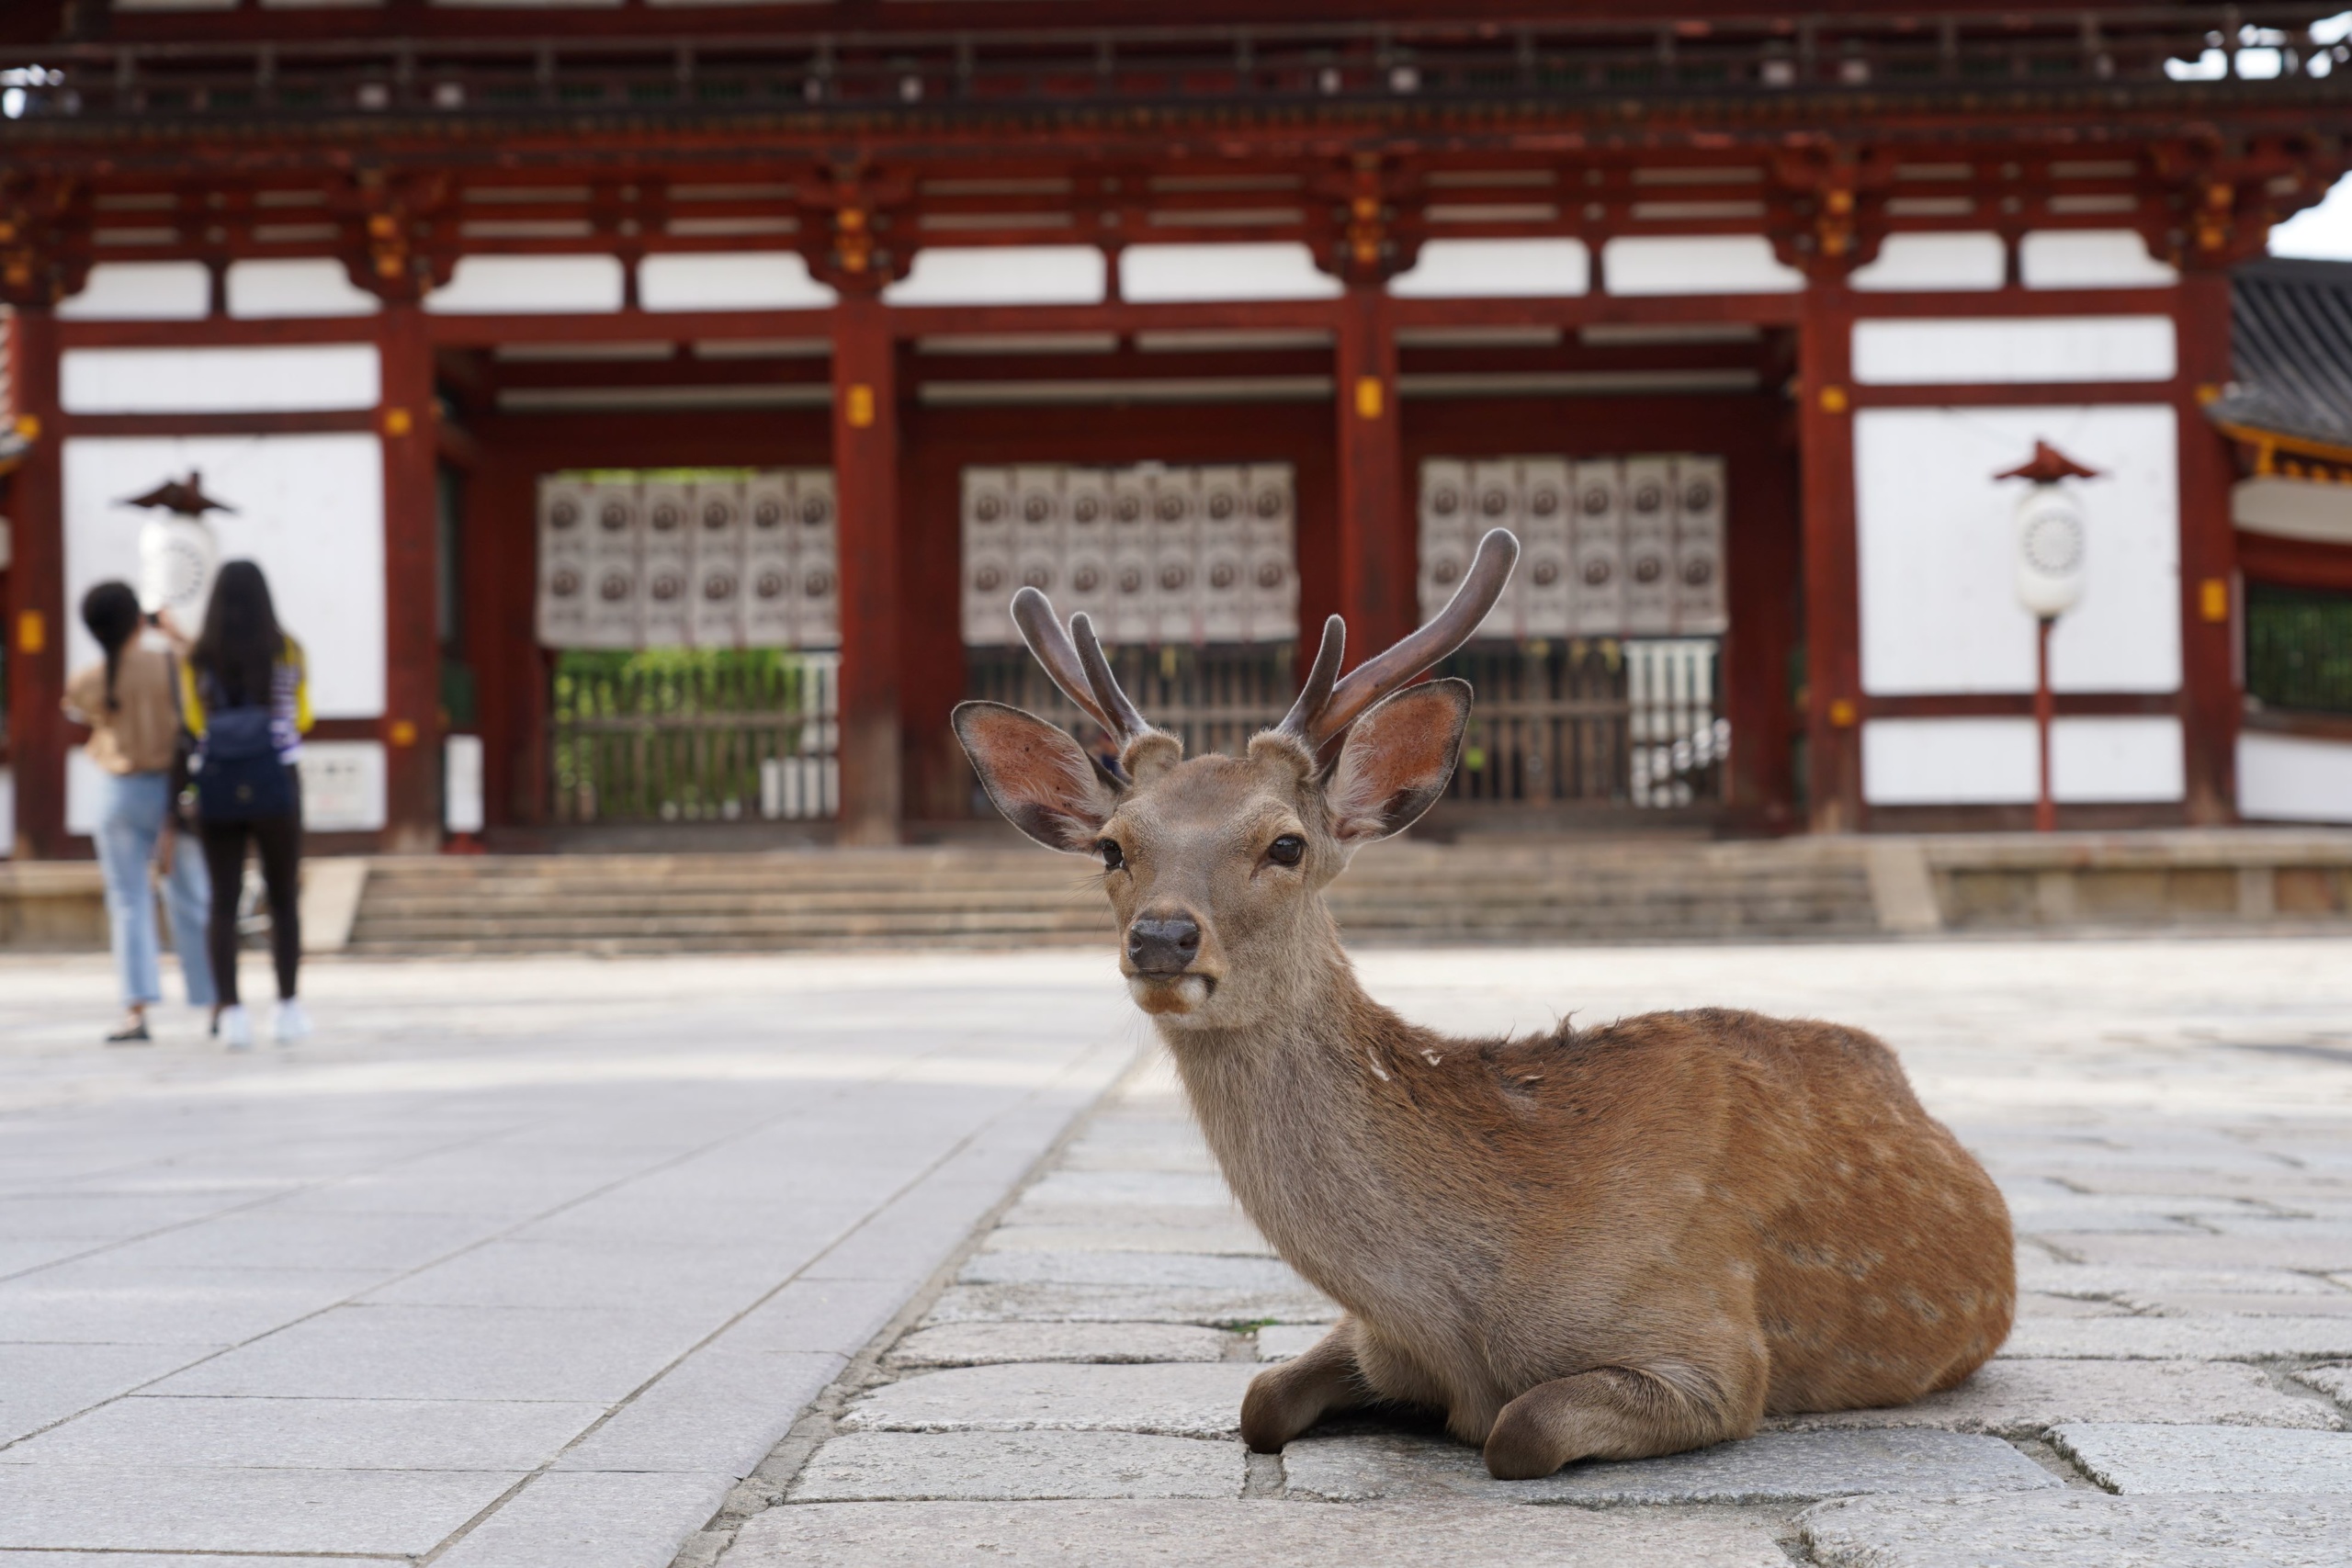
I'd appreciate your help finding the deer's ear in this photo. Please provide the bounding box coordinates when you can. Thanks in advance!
[954,702,1120,853]
[1324,679,1471,844]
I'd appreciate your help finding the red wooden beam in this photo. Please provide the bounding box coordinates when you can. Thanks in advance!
[831,290,905,845]
[2175,271,2240,827]
[5,310,67,858]
[379,302,444,853]
[1796,279,1863,834]
[1334,280,1413,658]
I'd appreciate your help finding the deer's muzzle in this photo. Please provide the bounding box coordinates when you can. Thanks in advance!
[1125,913,1203,976]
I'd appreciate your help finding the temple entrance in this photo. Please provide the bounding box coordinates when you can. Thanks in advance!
[535,470,841,828]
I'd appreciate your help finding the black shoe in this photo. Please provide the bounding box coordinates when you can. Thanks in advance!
[106,1021,152,1045]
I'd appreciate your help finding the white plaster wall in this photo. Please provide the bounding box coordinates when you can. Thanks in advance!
[1601,236,1804,295]
[2238,731,2352,823]
[58,262,210,321]
[2233,477,2352,545]
[425,255,626,314]
[1389,239,1589,298]
[226,259,381,320]
[1849,232,2006,292]
[1120,243,1342,304]
[62,434,387,721]
[62,345,381,414]
[1863,715,2185,805]
[1852,316,2176,385]
[0,766,12,857]
[886,246,1105,307]
[1863,717,2038,804]
[639,252,836,311]
[2052,716,2185,802]
[2020,230,2178,289]
[1855,404,2180,695]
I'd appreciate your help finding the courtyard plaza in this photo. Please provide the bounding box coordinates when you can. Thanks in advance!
[0,934,2348,1566]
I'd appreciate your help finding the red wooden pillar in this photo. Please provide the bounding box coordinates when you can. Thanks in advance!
[2176,268,2239,825]
[379,302,441,853]
[1334,281,1412,653]
[1796,281,1864,834]
[831,290,903,844]
[1722,424,1803,829]
[5,307,65,858]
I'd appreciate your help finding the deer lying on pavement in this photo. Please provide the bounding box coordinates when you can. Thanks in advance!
[953,528,2014,1479]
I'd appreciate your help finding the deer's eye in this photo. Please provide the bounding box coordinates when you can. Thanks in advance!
[1098,840,1125,872]
[1267,834,1306,867]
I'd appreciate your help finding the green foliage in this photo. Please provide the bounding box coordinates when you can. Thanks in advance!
[2247,582,2352,716]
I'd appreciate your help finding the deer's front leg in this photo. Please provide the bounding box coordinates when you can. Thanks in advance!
[1482,1364,1757,1480]
[1240,1320,1366,1453]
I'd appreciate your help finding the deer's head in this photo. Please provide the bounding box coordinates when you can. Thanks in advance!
[956,529,1519,1030]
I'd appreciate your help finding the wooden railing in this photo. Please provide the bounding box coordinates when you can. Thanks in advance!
[3,8,2342,125]
[549,648,839,826]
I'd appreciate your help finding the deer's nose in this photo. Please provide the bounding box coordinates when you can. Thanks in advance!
[1126,914,1202,976]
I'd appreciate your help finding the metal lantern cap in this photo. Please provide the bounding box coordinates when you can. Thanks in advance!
[1996,442,2101,485]
[122,470,236,518]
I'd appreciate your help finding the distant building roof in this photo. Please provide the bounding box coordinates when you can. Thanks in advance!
[2217,257,2352,460]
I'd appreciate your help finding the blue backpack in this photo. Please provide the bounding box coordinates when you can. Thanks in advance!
[196,704,294,821]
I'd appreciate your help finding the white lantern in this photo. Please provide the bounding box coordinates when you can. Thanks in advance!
[124,471,232,624]
[2012,483,2087,619]
[1996,441,2102,622]
[138,513,220,621]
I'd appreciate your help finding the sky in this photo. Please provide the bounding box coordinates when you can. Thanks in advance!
[2271,175,2352,262]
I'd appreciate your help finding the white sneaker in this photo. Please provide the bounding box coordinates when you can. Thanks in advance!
[220,1005,254,1051]
[273,998,311,1045]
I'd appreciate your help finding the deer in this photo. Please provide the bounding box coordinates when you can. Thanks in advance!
[953,527,2014,1480]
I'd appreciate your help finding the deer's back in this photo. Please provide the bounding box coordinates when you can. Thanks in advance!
[1459,1006,2012,1414]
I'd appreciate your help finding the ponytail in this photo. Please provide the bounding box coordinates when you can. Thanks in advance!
[79,581,143,714]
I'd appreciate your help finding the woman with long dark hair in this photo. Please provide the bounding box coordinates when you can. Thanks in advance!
[184,559,312,1048]
[63,580,217,1043]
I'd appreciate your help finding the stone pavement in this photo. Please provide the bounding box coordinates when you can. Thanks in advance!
[689,937,2352,1568]
[0,949,1136,1567]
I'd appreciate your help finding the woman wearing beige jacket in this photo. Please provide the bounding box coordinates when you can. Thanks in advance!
[62,581,218,1043]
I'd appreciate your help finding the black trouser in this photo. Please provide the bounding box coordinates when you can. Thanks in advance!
[199,770,302,1006]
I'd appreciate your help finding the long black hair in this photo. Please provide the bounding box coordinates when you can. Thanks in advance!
[80,581,143,713]
[193,559,284,707]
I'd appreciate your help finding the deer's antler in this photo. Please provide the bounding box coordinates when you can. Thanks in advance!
[1010,587,1157,757]
[1273,527,1519,751]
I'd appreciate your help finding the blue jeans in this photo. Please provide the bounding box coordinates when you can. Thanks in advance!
[95,770,217,1010]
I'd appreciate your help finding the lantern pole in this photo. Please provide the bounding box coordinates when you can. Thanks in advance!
[1996,441,2103,837]
[2033,615,2056,833]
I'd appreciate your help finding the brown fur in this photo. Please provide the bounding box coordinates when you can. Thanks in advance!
[956,689,2015,1479]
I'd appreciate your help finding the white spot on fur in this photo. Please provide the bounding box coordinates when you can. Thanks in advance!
[1420,1050,1443,1066]
[1366,1050,1390,1082]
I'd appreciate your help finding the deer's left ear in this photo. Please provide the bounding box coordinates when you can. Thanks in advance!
[954,701,1120,853]
[1324,679,1471,844]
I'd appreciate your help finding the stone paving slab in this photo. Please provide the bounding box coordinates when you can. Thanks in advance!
[1017,1171,1239,1208]
[788,1431,1245,1500]
[2126,1291,2352,1317]
[2049,1422,2352,1493]
[2018,1261,2348,1298]
[1800,1492,2352,1568]
[1997,1315,2352,1359]
[922,1280,1337,1327]
[978,1223,1277,1257]
[2293,1362,2352,1402]
[729,1500,1792,1567]
[0,1466,523,1555]
[431,1471,737,1568]
[889,1322,1232,1368]
[2063,1234,2352,1273]
[1768,1359,2342,1436]
[1280,1426,2060,1505]
[956,1250,1305,1292]
[1255,1323,1337,1361]
[0,1394,605,1470]
[839,1362,1261,1438]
